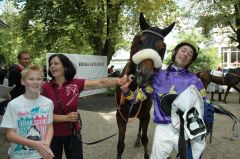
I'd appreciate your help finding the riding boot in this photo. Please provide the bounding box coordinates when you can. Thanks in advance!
[219,93,222,101]
[211,93,215,101]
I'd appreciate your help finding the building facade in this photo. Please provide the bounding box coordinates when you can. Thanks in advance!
[217,46,240,68]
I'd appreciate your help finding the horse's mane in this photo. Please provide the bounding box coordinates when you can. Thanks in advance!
[130,35,141,59]
[124,35,142,76]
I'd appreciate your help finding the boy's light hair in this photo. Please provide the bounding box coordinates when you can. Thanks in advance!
[21,65,44,79]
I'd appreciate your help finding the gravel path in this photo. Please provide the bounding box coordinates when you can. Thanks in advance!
[1,92,240,159]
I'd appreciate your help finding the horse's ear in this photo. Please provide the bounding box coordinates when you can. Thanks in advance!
[139,12,150,30]
[161,22,175,37]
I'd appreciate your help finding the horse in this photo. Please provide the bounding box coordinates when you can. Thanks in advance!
[115,13,175,159]
[108,70,121,77]
[198,68,240,103]
[224,68,240,103]
[197,70,224,101]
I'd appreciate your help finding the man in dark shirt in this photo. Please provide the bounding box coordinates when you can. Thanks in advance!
[0,65,6,84]
[8,51,31,99]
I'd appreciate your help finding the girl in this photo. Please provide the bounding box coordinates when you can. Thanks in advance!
[41,54,127,159]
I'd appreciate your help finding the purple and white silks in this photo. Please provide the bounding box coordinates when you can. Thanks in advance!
[152,66,207,124]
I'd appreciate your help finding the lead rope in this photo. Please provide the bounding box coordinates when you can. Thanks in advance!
[115,62,143,122]
[115,86,143,122]
[128,86,139,116]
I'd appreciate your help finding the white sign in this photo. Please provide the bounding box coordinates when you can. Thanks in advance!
[46,53,108,97]
[0,84,14,103]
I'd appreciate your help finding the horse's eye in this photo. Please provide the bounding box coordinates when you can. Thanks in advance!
[139,36,145,46]
[155,41,165,51]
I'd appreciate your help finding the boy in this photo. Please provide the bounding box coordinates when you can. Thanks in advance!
[1,65,54,159]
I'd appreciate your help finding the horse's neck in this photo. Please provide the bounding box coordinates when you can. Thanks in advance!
[122,61,138,90]
[230,69,240,77]
[124,61,136,75]
[232,68,240,74]
[210,75,224,85]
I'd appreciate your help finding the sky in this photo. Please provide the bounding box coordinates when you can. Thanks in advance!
[0,0,21,15]
[165,0,197,48]
[0,0,3,14]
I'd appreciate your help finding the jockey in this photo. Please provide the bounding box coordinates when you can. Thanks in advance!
[120,40,214,159]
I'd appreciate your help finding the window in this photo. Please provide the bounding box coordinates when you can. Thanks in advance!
[231,52,236,63]
[223,52,227,63]
[220,46,240,67]
[238,52,240,62]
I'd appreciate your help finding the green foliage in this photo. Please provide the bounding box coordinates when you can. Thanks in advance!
[190,47,220,72]
[1,0,177,67]
[0,8,22,65]
[191,0,240,48]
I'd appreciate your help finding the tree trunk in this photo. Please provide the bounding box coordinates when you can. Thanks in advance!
[234,3,240,49]
[102,0,123,64]
[90,0,105,55]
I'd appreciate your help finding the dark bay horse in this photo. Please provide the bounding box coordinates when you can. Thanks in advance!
[115,13,175,159]
[197,70,224,101]
[224,68,240,103]
[198,68,240,103]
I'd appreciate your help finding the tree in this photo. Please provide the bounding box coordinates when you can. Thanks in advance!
[10,0,177,64]
[0,1,22,65]
[190,0,240,49]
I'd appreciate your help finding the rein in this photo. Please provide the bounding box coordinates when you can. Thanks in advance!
[229,72,240,78]
[115,86,143,122]
[115,62,143,122]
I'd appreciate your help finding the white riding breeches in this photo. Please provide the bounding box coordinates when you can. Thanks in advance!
[150,123,205,159]
[150,124,179,159]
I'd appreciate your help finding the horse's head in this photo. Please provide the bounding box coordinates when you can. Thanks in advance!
[129,13,175,86]
[197,70,211,89]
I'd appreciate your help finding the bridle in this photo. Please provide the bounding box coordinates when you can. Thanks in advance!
[115,63,145,122]
[141,30,165,39]
[115,29,165,121]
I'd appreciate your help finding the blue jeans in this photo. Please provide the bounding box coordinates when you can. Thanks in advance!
[50,135,83,159]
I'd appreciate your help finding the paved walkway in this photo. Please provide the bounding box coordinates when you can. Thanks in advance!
[1,92,240,159]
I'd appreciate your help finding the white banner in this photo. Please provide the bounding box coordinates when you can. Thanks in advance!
[46,53,108,97]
